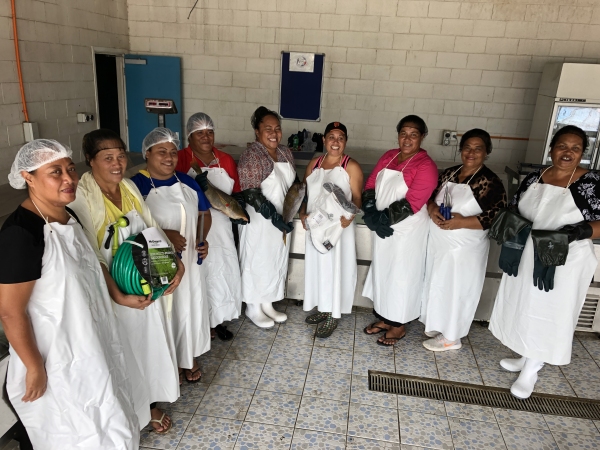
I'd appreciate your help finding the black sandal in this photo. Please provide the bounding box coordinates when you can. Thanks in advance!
[376,332,405,347]
[184,367,202,383]
[363,322,388,335]
[215,324,234,341]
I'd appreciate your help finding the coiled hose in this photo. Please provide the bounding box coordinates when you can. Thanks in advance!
[111,236,169,301]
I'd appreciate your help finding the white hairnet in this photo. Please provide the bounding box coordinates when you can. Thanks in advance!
[186,112,214,137]
[141,127,180,159]
[9,139,72,189]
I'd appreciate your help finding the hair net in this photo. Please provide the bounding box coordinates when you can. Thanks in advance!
[141,127,180,159]
[186,112,214,137]
[9,139,72,189]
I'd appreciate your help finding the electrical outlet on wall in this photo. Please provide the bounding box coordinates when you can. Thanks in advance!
[442,130,458,146]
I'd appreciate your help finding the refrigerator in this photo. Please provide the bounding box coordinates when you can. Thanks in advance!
[525,63,600,169]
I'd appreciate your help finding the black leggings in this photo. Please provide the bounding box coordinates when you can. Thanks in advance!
[373,309,404,328]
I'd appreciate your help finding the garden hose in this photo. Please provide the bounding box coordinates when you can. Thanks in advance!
[111,236,169,301]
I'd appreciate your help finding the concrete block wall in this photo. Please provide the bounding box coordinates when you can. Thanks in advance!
[128,0,600,166]
[0,0,129,182]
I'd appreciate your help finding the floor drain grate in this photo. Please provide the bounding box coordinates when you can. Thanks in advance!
[369,370,600,420]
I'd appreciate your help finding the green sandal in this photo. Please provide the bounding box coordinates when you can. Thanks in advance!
[305,312,330,324]
[315,316,338,338]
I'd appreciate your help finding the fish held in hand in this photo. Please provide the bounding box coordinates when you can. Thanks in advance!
[323,182,362,215]
[192,163,248,222]
[282,182,306,243]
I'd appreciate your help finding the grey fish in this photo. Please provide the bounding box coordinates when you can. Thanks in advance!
[323,182,362,215]
[190,161,248,222]
[282,182,306,243]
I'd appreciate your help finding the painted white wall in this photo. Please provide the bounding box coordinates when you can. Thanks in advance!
[1,0,600,185]
[127,0,600,167]
[0,0,129,183]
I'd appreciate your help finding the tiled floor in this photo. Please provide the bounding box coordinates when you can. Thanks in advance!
[140,300,600,450]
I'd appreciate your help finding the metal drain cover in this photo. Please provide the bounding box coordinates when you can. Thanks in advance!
[369,370,600,420]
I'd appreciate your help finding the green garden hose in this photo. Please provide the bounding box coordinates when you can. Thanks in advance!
[111,236,169,301]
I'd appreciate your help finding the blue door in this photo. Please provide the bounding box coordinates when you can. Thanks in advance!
[124,55,182,153]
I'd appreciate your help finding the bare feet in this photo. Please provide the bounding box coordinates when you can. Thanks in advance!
[149,407,171,433]
[210,327,216,340]
[364,320,389,335]
[184,360,202,383]
[377,325,406,346]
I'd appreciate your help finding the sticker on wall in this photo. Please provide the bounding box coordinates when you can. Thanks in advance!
[289,52,315,73]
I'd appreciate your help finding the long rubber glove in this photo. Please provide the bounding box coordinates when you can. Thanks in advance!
[243,188,276,220]
[361,190,379,231]
[498,224,531,277]
[531,230,569,267]
[560,221,593,243]
[489,208,532,245]
[532,244,556,292]
[386,198,414,225]
[230,192,250,225]
[271,213,293,233]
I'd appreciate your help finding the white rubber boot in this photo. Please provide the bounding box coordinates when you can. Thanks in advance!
[500,356,526,372]
[510,358,544,399]
[261,302,287,323]
[245,303,275,328]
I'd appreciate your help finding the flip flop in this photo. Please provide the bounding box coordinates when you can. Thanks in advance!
[185,367,202,383]
[363,322,388,335]
[376,332,405,347]
[149,412,172,434]
[215,324,234,341]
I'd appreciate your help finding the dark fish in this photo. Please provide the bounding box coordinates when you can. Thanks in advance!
[282,182,306,243]
[191,161,248,221]
[323,182,362,215]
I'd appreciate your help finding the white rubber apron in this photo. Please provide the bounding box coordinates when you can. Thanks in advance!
[143,177,211,369]
[101,209,179,408]
[201,166,242,326]
[420,178,490,341]
[303,166,357,318]
[362,156,429,324]
[239,160,295,304]
[7,219,139,450]
[489,174,597,365]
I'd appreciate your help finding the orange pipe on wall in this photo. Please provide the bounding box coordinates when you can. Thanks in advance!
[11,0,29,123]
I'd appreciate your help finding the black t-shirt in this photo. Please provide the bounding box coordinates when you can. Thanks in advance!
[0,206,80,284]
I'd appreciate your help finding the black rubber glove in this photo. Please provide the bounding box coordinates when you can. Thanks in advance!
[489,209,532,245]
[533,244,556,292]
[195,171,210,192]
[559,222,593,243]
[243,188,277,220]
[498,225,531,277]
[531,230,569,267]
[375,209,394,239]
[388,198,413,225]
[230,192,250,225]
[361,190,377,214]
[271,213,293,233]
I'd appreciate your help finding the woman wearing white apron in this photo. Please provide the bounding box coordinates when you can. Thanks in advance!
[0,140,139,449]
[490,125,600,399]
[69,129,183,434]
[362,115,438,346]
[299,122,364,338]
[131,128,211,384]
[176,113,244,341]
[238,106,296,328]
[420,129,506,352]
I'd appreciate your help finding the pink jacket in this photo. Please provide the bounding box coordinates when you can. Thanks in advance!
[365,149,438,213]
